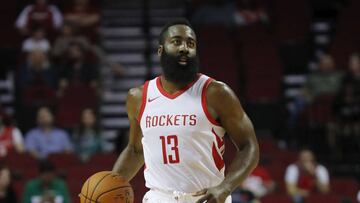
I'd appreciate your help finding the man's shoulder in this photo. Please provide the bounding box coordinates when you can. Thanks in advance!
[52,128,69,136]
[286,163,299,171]
[316,164,329,172]
[128,84,146,103]
[52,178,68,188]
[207,80,227,91]
[22,5,35,12]
[206,79,235,100]
[25,128,40,137]
[25,178,41,188]
[128,85,144,97]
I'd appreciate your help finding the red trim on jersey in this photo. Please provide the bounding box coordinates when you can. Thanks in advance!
[137,81,149,124]
[212,128,224,148]
[212,142,225,171]
[201,78,221,126]
[156,75,200,99]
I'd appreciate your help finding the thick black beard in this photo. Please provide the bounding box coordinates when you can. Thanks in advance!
[160,51,199,84]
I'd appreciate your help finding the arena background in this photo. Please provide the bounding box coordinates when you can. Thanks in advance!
[0,0,359,202]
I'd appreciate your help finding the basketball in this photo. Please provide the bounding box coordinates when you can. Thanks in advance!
[79,171,134,203]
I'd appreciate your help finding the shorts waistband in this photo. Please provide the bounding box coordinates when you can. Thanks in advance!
[150,188,199,197]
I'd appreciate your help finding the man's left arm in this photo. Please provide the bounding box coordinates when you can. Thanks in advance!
[196,81,259,203]
[61,131,73,153]
[315,165,330,193]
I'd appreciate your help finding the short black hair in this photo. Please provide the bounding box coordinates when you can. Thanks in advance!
[0,161,7,171]
[159,18,194,45]
[38,159,56,174]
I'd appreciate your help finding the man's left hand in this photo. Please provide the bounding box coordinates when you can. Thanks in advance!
[193,186,230,203]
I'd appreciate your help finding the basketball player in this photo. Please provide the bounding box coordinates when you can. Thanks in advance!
[113,19,259,203]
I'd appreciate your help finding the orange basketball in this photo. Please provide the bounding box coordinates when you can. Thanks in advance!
[79,171,134,203]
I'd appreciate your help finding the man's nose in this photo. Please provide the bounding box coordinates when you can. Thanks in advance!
[179,42,189,54]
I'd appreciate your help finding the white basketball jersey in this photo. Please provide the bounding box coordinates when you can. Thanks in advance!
[138,74,226,193]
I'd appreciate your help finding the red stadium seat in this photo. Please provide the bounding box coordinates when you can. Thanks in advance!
[198,27,241,97]
[66,165,101,183]
[67,179,83,203]
[329,0,360,68]
[236,25,273,45]
[130,168,147,203]
[266,164,287,193]
[272,0,311,42]
[13,180,27,198]
[241,43,282,102]
[4,153,38,195]
[306,194,342,203]
[88,153,119,170]
[48,153,81,169]
[261,194,293,203]
[331,178,359,198]
[22,85,56,107]
[329,40,359,69]
[56,84,98,129]
[5,152,37,171]
[270,150,298,166]
[258,137,279,154]
[304,94,335,124]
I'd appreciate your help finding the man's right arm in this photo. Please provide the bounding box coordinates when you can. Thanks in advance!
[24,132,40,159]
[315,165,330,193]
[112,86,144,181]
[285,165,309,197]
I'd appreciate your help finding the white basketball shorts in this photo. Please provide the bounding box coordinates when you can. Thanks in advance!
[142,189,232,203]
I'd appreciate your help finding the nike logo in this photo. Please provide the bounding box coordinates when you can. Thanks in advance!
[148,96,160,103]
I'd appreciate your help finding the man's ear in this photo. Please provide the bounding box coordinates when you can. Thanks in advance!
[158,45,163,56]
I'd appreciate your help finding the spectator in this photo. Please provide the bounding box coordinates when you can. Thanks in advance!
[22,27,51,53]
[234,0,269,26]
[72,108,104,162]
[25,107,73,159]
[52,23,125,76]
[329,53,360,155]
[52,23,89,64]
[191,1,236,26]
[303,54,343,100]
[15,0,63,36]
[0,163,17,203]
[57,42,99,96]
[242,165,276,197]
[288,54,344,127]
[285,149,330,203]
[22,160,71,203]
[18,50,57,91]
[341,53,360,96]
[64,0,100,42]
[0,112,24,157]
[232,165,275,203]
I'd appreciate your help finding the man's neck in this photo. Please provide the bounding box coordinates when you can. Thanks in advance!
[0,189,5,198]
[41,126,52,133]
[160,76,191,94]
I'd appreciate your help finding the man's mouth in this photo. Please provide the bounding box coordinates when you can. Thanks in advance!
[178,56,188,65]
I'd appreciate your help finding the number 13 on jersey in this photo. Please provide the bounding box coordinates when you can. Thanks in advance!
[160,135,180,164]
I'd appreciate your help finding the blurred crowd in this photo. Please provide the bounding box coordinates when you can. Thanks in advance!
[288,53,360,157]
[0,0,116,160]
[0,0,115,202]
[232,149,331,203]
[0,0,359,203]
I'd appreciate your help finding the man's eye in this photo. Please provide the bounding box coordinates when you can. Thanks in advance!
[188,41,195,48]
[173,40,181,45]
